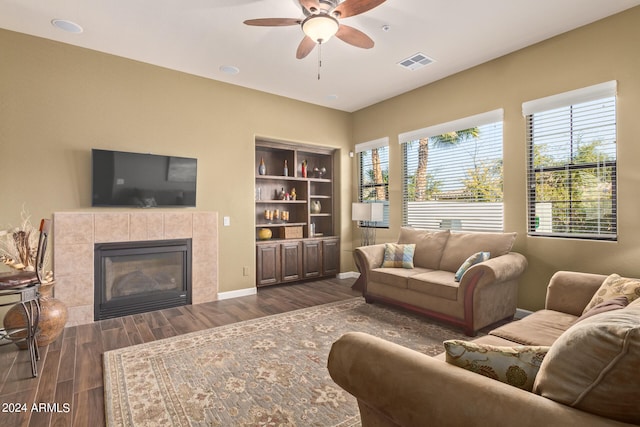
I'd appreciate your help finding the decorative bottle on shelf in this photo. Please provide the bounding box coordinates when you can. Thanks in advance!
[258,157,266,175]
[311,200,321,213]
[283,160,288,176]
[301,160,307,178]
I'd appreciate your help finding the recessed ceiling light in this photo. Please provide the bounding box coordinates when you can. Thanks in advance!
[219,65,240,75]
[326,94,338,101]
[51,19,83,34]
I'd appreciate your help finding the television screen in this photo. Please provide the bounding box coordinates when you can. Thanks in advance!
[92,149,197,207]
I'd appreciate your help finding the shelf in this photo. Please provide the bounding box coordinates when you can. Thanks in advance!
[310,195,331,199]
[310,213,331,217]
[256,175,306,182]
[256,222,306,228]
[256,200,307,204]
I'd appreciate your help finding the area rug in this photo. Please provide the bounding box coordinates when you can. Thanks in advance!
[103,297,471,426]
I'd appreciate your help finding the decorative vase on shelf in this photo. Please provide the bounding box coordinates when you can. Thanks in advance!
[258,157,266,175]
[311,200,322,214]
[258,228,273,240]
[3,281,68,348]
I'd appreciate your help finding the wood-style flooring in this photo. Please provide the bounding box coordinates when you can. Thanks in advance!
[0,277,360,427]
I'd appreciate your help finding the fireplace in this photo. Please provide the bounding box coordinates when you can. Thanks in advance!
[94,239,192,320]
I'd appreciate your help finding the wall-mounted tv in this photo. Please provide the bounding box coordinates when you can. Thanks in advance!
[92,149,197,207]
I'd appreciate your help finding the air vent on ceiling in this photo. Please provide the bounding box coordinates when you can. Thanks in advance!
[397,53,435,71]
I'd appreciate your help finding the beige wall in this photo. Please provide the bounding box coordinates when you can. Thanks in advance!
[351,6,640,310]
[3,6,640,312]
[0,28,354,295]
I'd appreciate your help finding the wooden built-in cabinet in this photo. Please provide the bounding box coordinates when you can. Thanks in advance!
[255,140,339,287]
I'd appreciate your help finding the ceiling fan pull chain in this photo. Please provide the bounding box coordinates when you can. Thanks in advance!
[317,41,322,80]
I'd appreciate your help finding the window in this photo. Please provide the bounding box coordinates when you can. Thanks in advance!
[400,110,504,232]
[524,81,617,240]
[357,138,389,228]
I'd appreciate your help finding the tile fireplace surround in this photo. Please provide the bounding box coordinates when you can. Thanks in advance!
[53,211,218,326]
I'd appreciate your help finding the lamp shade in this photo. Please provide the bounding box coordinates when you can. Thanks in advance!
[352,202,384,222]
[302,14,339,43]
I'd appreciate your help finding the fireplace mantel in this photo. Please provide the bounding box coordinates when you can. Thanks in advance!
[53,211,218,326]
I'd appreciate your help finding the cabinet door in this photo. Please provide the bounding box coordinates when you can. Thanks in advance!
[322,238,340,276]
[281,241,303,282]
[256,244,280,287]
[302,240,322,278]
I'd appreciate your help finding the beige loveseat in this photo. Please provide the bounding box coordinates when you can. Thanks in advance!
[354,227,527,335]
[328,271,640,426]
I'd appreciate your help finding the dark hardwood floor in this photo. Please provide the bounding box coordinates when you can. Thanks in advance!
[0,277,360,427]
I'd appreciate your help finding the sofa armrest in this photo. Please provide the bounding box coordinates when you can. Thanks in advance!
[353,244,386,274]
[460,252,528,288]
[328,332,627,427]
[544,270,607,316]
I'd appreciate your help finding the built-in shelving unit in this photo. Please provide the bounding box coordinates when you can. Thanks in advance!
[255,140,339,287]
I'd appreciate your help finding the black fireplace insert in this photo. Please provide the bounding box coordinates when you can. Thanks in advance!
[94,239,192,320]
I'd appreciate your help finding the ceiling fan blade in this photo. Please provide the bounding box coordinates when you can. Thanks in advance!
[333,0,386,18]
[244,18,301,27]
[299,0,321,14]
[296,36,317,59]
[336,25,374,49]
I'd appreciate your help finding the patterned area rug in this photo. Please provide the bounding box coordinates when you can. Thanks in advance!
[103,297,470,426]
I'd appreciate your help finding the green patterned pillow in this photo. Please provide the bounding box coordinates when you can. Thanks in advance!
[381,243,416,268]
[444,340,550,391]
[454,251,490,281]
[582,274,640,314]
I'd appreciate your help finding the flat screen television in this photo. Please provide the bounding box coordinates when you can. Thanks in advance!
[92,149,197,207]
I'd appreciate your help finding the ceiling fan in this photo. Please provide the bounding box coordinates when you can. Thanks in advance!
[244,0,387,60]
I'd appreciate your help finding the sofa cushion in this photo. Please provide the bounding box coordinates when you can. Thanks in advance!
[582,273,640,315]
[489,310,578,346]
[439,231,516,272]
[381,243,416,269]
[369,267,434,289]
[407,271,459,301]
[454,251,490,282]
[443,340,550,391]
[576,296,629,322]
[532,304,640,424]
[397,227,450,270]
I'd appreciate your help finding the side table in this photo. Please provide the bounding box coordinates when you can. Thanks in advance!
[0,283,41,377]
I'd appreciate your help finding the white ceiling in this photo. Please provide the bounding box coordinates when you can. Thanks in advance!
[2,0,639,112]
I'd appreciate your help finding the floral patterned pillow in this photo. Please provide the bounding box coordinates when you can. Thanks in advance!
[443,340,550,391]
[582,274,640,315]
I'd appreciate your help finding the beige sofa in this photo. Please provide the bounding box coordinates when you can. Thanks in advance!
[354,227,527,335]
[328,271,640,426]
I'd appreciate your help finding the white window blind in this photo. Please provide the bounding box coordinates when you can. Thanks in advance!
[358,138,389,228]
[525,82,617,240]
[401,113,504,232]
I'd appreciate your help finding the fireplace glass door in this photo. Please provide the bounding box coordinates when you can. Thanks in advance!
[95,239,192,320]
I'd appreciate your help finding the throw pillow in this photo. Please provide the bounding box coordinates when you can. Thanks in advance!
[381,243,416,269]
[582,273,640,314]
[533,303,640,424]
[454,251,490,282]
[575,296,629,323]
[443,340,549,391]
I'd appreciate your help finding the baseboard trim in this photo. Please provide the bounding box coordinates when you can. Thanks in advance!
[217,287,258,300]
[337,271,360,280]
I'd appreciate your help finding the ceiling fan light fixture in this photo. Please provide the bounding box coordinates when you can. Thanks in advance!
[302,14,339,43]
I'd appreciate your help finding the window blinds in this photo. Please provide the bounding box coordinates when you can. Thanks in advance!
[401,116,504,232]
[358,138,390,227]
[525,82,617,239]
